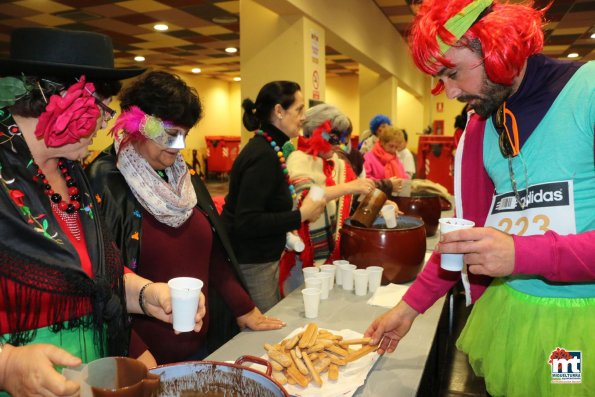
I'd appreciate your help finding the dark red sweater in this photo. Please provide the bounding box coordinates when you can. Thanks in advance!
[129,208,254,364]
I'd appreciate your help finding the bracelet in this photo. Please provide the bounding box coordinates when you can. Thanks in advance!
[139,282,154,316]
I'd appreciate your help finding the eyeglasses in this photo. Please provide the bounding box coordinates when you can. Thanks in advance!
[494,101,528,209]
[95,97,116,122]
[81,83,116,122]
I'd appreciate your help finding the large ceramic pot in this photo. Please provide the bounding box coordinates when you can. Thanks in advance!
[339,216,426,284]
[149,356,289,397]
[394,193,442,237]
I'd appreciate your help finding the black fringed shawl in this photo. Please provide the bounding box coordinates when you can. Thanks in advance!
[0,110,128,357]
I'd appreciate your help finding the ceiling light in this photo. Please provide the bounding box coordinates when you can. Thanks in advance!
[225,47,238,54]
[191,68,201,74]
[134,55,145,62]
[233,77,241,82]
[591,33,595,39]
[212,16,238,24]
[567,52,579,58]
[154,24,169,31]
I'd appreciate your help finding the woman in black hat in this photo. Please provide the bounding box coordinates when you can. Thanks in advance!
[0,28,206,396]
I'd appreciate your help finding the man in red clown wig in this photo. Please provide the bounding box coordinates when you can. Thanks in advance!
[364,1,595,396]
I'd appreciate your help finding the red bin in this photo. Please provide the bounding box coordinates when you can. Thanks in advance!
[223,136,241,170]
[205,135,241,174]
[416,136,456,194]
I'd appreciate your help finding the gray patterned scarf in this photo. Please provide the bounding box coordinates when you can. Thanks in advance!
[115,140,196,227]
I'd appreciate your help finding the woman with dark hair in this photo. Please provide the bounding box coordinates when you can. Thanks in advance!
[0,28,206,396]
[87,71,285,365]
[221,81,325,312]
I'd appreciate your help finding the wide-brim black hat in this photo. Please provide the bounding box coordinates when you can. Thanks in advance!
[0,27,145,80]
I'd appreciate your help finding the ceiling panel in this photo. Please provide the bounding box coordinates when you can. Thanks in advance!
[0,0,592,83]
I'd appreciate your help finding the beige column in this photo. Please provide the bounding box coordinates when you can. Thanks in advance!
[240,0,325,143]
[358,64,398,135]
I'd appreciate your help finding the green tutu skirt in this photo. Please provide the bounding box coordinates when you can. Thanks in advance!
[457,279,595,397]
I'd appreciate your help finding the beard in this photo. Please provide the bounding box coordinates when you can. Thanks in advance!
[458,77,513,118]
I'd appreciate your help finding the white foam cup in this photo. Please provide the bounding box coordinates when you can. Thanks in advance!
[381,204,397,228]
[319,264,336,290]
[438,217,476,271]
[286,232,305,252]
[307,184,325,202]
[366,266,384,293]
[340,264,357,291]
[398,179,412,197]
[302,288,321,319]
[333,260,349,285]
[304,277,323,291]
[302,266,320,281]
[168,277,203,332]
[314,272,332,299]
[353,269,369,296]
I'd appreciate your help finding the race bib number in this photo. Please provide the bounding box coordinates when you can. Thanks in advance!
[485,181,576,237]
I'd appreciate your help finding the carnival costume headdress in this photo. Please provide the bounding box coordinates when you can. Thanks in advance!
[409,0,546,93]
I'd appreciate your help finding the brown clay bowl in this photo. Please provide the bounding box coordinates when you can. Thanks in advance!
[339,216,426,284]
[394,193,442,237]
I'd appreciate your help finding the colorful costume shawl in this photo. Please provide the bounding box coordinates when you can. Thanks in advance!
[0,110,128,356]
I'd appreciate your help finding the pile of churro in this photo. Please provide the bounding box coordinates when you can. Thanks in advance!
[263,323,378,388]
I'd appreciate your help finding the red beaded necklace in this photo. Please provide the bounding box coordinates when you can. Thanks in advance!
[33,159,81,214]
[256,130,296,199]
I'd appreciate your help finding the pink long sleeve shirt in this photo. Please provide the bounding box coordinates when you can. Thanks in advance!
[403,115,595,314]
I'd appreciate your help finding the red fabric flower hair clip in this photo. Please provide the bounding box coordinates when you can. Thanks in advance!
[34,76,100,147]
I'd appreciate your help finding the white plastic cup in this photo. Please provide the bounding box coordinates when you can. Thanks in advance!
[353,269,369,296]
[380,204,397,228]
[366,266,384,293]
[333,260,349,285]
[302,267,320,281]
[307,185,325,202]
[168,277,203,332]
[286,232,305,252]
[398,179,412,197]
[319,264,336,290]
[314,272,332,299]
[439,217,476,271]
[304,277,323,291]
[340,264,357,291]
[302,288,321,319]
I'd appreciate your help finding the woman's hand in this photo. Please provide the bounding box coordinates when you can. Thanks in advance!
[299,195,326,222]
[388,177,403,193]
[364,301,419,354]
[347,178,375,195]
[143,283,207,333]
[236,307,286,330]
[0,343,82,397]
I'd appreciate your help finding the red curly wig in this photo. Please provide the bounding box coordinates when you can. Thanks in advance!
[410,0,549,92]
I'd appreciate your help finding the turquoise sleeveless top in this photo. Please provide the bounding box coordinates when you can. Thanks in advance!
[483,61,595,298]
